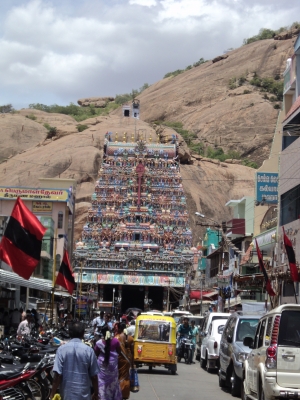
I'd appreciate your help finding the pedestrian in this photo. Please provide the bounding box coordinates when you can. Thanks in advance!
[105,313,113,331]
[94,311,105,335]
[126,320,136,337]
[50,321,99,400]
[94,324,122,400]
[190,320,199,363]
[17,311,33,336]
[115,322,134,399]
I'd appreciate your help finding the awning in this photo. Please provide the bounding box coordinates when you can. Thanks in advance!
[0,269,52,292]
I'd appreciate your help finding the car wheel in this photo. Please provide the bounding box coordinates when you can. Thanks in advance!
[205,353,211,372]
[200,356,207,368]
[219,371,226,388]
[231,368,241,397]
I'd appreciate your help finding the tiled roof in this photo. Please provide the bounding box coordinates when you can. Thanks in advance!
[283,95,300,122]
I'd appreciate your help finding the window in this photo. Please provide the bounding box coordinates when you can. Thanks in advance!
[58,212,64,229]
[253,322,261,349]
[257,319,266,348]
[278,310,300,346]
[280,184,300,225]
[236,318,259,341]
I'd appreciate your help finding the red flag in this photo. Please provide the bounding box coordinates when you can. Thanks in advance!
[283,227,299,282]
[0,197,46,280]
[55,251,75,295]
[255,239,276,296]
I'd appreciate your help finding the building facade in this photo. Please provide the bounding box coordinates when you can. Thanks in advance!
[0,178,76,308]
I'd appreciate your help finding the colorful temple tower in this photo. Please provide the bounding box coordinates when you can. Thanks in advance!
[74,131,193,313]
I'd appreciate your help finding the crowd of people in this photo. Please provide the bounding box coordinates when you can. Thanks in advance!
[0,307,42,336]
[50,319,135,400]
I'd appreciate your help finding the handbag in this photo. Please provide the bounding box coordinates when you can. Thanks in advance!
[130,368,140,393]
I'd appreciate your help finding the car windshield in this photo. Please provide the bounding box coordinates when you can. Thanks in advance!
[236,318,259,341]
[278,310,300,346]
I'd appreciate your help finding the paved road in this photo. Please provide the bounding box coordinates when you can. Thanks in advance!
[131,361,233,400]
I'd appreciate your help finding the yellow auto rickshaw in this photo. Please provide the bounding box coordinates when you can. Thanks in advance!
[133,315,177,375]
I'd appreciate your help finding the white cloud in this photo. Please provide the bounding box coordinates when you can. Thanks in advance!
[129,0,157,6]
[0,0,299,108]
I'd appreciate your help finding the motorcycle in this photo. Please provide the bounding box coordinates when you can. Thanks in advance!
[177,335,194,364]
[0,362,44,400]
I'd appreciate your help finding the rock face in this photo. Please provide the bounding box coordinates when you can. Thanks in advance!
[0,112,254,243]
[77,97,114,107]
[130,38,294,166]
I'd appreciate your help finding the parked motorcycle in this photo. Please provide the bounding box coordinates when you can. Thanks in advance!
[177,335,194,364]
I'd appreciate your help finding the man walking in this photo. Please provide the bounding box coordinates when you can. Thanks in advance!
[93,311,105,335]
[50,322,99,400]
[190,320,199,363]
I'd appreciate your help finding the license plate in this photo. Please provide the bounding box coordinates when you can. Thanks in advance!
[41,371,46,379]
[50,370,54,378]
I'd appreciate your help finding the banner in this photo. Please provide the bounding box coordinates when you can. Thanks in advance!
[0,187,69,202]
[74,273,184,287]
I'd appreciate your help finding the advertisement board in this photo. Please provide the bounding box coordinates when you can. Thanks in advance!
[0,187,69,201]
[256,172,278,204]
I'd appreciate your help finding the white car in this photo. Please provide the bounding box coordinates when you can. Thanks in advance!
[243,304,300,400]
[200,319,225,371]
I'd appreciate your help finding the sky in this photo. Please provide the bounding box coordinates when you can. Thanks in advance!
[1,0,300,109]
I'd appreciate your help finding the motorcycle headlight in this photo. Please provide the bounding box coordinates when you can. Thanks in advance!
[237,352,248,363]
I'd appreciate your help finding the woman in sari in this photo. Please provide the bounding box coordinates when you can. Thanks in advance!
[94,324,122,400]
[115,322,134,400]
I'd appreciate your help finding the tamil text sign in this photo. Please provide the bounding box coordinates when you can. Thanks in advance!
[32,201,53,213]
[256,173,278,204]
[0,187,69,202]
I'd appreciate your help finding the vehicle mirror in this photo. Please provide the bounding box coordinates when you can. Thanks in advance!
[243,336,254,348]
[227,335,232,343]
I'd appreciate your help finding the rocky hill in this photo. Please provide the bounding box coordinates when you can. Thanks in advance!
[0,111,254,243]
[127,37,294,166]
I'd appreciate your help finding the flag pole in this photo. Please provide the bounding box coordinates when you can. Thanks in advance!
[51,229,58,324]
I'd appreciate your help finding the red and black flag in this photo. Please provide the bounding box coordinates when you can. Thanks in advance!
[283,227,299,282]
[0,197,47,280]
[55,250,75,295]
[255,239,276,296]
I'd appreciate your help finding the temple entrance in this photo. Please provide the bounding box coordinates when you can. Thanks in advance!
[148,287,164,311]
[121,285,145,313]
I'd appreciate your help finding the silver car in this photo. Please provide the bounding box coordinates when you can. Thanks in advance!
[219,312,259,397]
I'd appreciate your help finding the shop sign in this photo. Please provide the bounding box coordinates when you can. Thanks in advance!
[256,173,278,204]
[0,187,69,201]
[32,201,53,213]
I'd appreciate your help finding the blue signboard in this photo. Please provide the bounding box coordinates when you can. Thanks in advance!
[256,172,278,204]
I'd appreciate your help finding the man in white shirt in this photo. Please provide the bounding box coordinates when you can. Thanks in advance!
[93,311,105,335]
[17,312,32,336]
[126,320,136,337]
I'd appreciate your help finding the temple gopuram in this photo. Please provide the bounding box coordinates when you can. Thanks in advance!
[74,131,193,313]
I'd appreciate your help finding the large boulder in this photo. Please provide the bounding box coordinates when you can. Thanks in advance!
[77,97,115,108]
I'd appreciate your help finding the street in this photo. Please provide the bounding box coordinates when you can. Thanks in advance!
[131,362,232,400]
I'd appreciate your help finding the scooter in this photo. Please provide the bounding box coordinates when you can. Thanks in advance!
[177,335,194,364]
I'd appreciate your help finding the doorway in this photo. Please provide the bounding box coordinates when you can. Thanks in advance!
[122,285,145,313]
[148,287,164,311]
